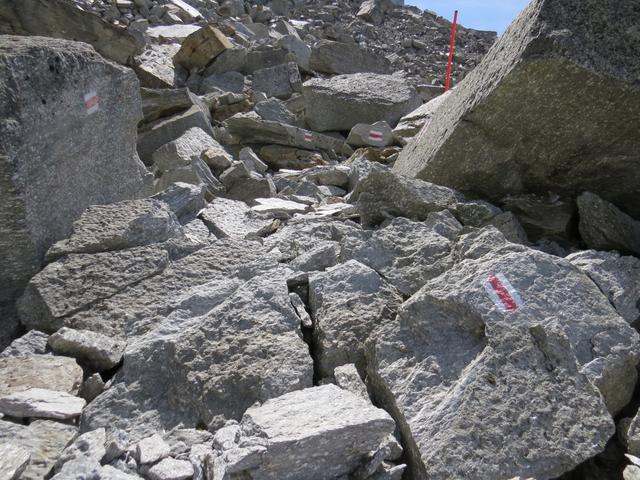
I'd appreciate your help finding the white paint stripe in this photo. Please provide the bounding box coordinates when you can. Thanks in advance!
[483,280,507,312]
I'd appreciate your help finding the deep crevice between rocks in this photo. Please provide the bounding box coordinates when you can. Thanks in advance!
[287,277,322,386]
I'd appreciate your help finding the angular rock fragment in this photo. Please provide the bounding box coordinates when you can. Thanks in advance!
[392,90,451,141]
[79,374,105,403]
[0,443,30,480]
[235,384,396,480]
[303,73,421,132]
[501,193,576,243]
[199,198,272,239]
[349,163,459,226]
[334,364,369,401]
[48,327,126,371]
[0,0,143,64]
[310,40,391,75]
[0,419,77,480]
[19,246,170,333]
[173,26,232,72]
[0,355,82,396]
[568,250,640,325]
[308,260,403,378]
[342,211,462,296]
[136,433,171,465]
[152,183,207,223]
[0,330,49,358]
[46,199,181,262]
[366,227,640,479]
[260,146,325,170]
[250,198,309,218]
[577,192,640,256]
[252,62,302,99]
[347,121,393,148]
[52,428,106,477]
[148,458,194,480]
[0,388,86,420]
[0,36,150,335]
[254,98,298,125]
[394,0,640,218]
[134,44,182,89]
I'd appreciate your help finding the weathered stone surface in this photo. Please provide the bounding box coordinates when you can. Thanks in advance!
[245,47,288,74]
[0,36,149,332]
[0,419,77,480]
[152,182,207,223]
[138,105,214,166]
[0,442,30,480]
[309,260,403,378]
[0,330,49,358]
[303,73,421,132]
[46,199,180,262]
[140,88,200,126]
[52,428,106,478]
[79,373,105,403]
[203,45,247,75]
[277,34,311,72]
[152,127,224,196]
[0,355,82,396]
[19,246,170,333]
[254,98,298,125]
[136,433,171,465]
[148,457,194,480]
[0,0,143,64]
[239,147,268,174]
[349,163,459,227]
[199,198,272,239]
[334,364,369,401]
[199,71,246,94]
[310,40,391,75]
[252,62,302,99]
[357,0,398,25]
[394,0,640,218]
[251,198,309,218]
[173,26,232,72]
[226,112,345,153]
[577,192,640,256]
[236,384,396,480]
[80,264,312,438]
[259,145,325,170]
[347,121,393,148]
[48,327,126,371]
[0,388,86,419]
[342,211,462,296]
[366,227,639,479]
[568,250,640,325]
[147,24,201,44]
[134,44,182,89]
[393,90,451,140]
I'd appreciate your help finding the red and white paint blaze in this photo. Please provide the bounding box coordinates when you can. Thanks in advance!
[368,130,385,142]
[483,273,523,312]
[304,132,313,143]
[84,91,99,115]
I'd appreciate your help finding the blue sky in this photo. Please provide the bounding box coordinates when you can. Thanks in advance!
[408,0,530,34]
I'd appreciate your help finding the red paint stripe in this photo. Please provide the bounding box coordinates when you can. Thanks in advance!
[369,133,384,140]
[445,10,458,92]
[85,96,98,109]
[488,275,517,311]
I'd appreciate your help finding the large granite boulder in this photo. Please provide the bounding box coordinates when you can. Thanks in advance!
[0,0,143,64]
[394,0,640,217]
[309,40,391,75]
[365,227,640,479]
[303,73,421,132]
[0,36,150,348]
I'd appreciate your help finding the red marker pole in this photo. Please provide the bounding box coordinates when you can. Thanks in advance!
[445,10,459,91]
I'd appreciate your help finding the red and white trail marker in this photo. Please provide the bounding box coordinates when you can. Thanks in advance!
[84,91,99,115]
[304,132,313,143]
[483,273,524,313]
[368,130,385,142]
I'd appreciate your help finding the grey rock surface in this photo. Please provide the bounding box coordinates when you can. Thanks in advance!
[199,197,272,239]
[0,419,77,480]
[252,62,302,99]
[0,36,149,340]
[152,182,207,223]
[568,250,640,325]
[0,355,82,396]
[46,199,180,262]
[309,40,391,75]
[0,387,86,419]
[236,384,396,480]
[0,442,30,480]
[349,163,459,226]
[577,192,640,256]
[308,260,403,378]
[52,428,106,477]
[366,227,639,479]
[393,91,451,140]
[136,433,171,465]
[333,364,369,401]
[347,121,393,148]
[303,73,421,132]
[147,457,194,480]
[0,330,49,358]
[394,0,640,218]
[48,327,126,371]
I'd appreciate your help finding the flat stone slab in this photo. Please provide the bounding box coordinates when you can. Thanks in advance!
[0,355,82,396]
[0,388,86,420]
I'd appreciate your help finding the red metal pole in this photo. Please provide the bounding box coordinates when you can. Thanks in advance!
[445,10,459,91]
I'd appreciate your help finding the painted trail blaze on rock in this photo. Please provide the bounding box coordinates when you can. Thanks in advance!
[484,273,523,312]
[368,130,384,141]
[304,132,313,142]
[84,91,99,114]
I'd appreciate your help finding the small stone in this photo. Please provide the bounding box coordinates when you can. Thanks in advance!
[148,458,194,480]
[48,327,126,371]
[136,433,171,465]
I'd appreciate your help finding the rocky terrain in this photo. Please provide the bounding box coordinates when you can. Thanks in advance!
[0,0,640,479]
